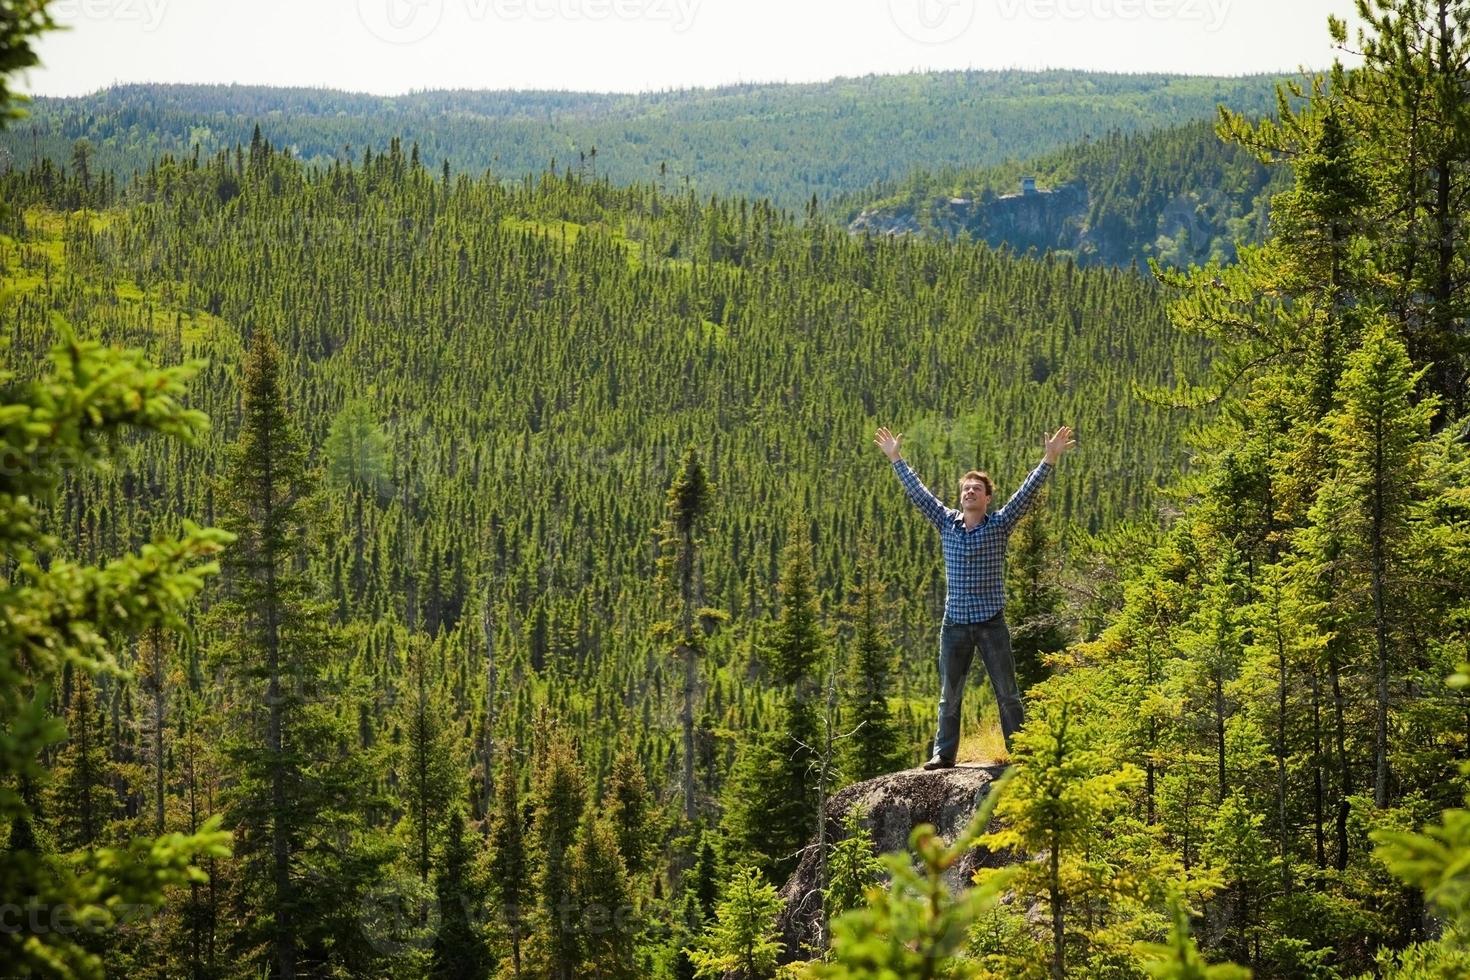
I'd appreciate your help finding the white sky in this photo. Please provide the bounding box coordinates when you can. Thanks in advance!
[21,0,1360,97]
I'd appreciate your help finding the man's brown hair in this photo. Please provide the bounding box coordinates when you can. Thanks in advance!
[959,470,993,496]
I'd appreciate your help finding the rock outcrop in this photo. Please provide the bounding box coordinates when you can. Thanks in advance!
[772,763,1008,965]
[849,182,1089,256]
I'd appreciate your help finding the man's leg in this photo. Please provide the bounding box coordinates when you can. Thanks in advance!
[930,620,976,764]
[977,616,1025,750]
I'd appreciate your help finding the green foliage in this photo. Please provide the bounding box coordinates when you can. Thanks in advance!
[979,694,1147,978]
[10,3,1470,978]
[839,547,905,781]
[485,748,528,976]
[1133,893,1251,979]
[1367,938,1470,979]
[43,672,115,852]
[684,831,722,924]
[324,398,391,498]
[1326,0,1470,413]
[720,729,794,883]
[724,522,830,881]
[429,809,491,980]
[1200,792,1278,963]
[952,6,1470,976]
[395,634,463,883]
[212,327,395,976]
[656,445,718,824]
[0,0,55,124]
[0,324,232,979]
[1,72,1285,211]
[1373,789,1470,940]
[1006,497,1069,692]
[605,744,657,876]
[1311,324,1436,808]
[687,865,785,980]
[823,808,884,924]
[764,520,827,688]
[528,726,588,980]
[569,817,641,979]
[663,445,714,543]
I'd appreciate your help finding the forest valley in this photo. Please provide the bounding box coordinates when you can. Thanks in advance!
[4,1,1470,978]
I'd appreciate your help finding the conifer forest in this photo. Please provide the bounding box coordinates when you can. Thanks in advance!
[3,1,1470,978]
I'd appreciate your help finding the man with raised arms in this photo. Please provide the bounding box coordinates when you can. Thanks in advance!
[874,424,1075,769]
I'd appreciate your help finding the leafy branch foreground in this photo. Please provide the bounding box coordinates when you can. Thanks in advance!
[1,325,232,979]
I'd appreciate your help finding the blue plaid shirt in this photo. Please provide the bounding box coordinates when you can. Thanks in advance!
[892,458,1053,624]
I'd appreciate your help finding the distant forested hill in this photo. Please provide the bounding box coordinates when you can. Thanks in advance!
[0,70,1285,209]
[845,118,1291,267]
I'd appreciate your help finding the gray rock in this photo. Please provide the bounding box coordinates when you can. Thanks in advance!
[771,763,1009,965]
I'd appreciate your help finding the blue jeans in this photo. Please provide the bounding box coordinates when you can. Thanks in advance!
[931,613,1025,762]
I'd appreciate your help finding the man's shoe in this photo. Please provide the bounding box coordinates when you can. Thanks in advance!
[922,754,955,771]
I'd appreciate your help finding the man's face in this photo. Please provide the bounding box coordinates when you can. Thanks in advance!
[961,479,991,512]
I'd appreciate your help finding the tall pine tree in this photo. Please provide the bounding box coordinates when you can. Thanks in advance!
[839,545,904,782]
[211,328,386,977]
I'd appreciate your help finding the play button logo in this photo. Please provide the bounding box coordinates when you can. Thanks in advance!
[888,0,976,44]
[358,0,445,45]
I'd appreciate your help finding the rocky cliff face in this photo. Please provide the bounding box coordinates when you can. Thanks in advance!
[771,764,1008,965]
[847,177,1254,267]
[850,183,1089,256]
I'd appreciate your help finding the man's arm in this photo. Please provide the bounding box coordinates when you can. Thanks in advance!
[993,425,1075,532]
[991,461,1052,532]
[875,425,952,530]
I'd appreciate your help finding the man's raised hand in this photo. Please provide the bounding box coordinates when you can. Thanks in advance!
[1044,425,1076,465]
[874,426,903,462]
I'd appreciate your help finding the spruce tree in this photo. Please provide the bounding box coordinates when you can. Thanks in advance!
[605,744,655,876]
[46,671,115,852]
[823,808,883,924]
[1174,561,1245,805]
[1201,791,1278,969]
[486,746,527,977]
[684,831,721,924]
[528,726,587,980]
[137,626,170,836]
[719,732,788,881]
[0,0,56,123]
[1318,324,1436,806]
[1133,893,1251,979]
[723,519,828,882]
[1330,0,1470,414]
[569,817,640,978]
[686,865,784,980]
[396,633,461,884]
[323,399,391,499]
[979,695,1142,978]
[840,546,905,782]
[211,328,385,977]
[429,809,490,980]
[814,772,1016,980]
[1006,495,1069,691]
[656,446,716,824]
